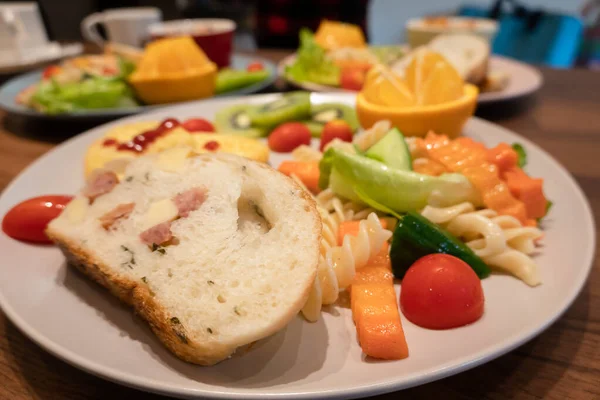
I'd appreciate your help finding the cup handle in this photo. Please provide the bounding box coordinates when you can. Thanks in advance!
[81,12,105,45]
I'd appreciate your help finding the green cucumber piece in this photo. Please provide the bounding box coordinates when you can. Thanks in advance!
[365,128,412,170]
[216,69,270,94]
[390,211,491,279]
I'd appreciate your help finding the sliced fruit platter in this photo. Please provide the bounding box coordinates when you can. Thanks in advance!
[1,37,276,117]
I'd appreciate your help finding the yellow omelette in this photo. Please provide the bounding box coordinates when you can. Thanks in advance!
[84,121,270,177]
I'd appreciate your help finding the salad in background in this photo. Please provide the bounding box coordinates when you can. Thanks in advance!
[285,21,407,91]
[16,55,139,114]
[284,19,509,94]
[15,39,272,115]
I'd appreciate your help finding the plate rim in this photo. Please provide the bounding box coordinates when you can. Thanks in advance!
[278,53,544,104]
[0,53,277,120]
[0,93,594,399]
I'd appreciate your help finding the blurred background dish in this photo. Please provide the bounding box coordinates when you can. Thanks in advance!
[149,19,236,68]
[80,7,161,48]
[405,16,499,48]
[0,2,83,76]
[0,54,277,120]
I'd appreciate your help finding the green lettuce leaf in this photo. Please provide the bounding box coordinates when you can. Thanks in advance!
[285,28,340,86]
[319,147,481,213]
[32,76,138,114]
[512,143,527,168]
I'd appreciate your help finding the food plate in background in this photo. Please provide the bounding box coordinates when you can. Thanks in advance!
[477,56,543,103]
[0,93,592,399]
[278,54,543,104]
[0,43,84,76]
[0,54,277,120]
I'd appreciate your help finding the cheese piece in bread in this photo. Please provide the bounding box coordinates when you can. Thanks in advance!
[47,150,321,365]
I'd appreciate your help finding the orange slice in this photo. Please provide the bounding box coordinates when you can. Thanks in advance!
[362,65,415,108]
[404,48,464,106]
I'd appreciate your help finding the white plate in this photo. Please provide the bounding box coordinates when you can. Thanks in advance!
[0,93,593,399]
[278,55,543,104]
[478,56,543,103]
[0,43,83,75]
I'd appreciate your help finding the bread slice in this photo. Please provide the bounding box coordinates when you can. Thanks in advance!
[428,33,490,85]
[47,150,321,365]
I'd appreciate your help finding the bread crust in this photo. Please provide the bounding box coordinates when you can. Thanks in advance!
[47,229,235,365]
[46,154,322,366]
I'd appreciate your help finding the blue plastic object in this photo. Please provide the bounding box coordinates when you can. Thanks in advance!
[459,4,584,68]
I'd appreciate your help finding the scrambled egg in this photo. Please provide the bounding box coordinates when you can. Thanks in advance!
[84,121,270,177]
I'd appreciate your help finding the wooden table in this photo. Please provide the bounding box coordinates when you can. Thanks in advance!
[1,51,599,400]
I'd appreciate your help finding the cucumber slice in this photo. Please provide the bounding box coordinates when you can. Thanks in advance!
[216,69,270,94]
[390,211,491,279]
[365,128,412,171]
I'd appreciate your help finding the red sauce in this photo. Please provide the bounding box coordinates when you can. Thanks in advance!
[110,118,181,153]
[204,141,220,151]
[103,138,117,147]
[104,118,220,154]
[2,195,73,244]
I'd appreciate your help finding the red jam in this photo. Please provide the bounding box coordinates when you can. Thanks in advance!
[104,118,217,154]
[103,138,117,147]
[204,141,220,151]
[113,118,181,153]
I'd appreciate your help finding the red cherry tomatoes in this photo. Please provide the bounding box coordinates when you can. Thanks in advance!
[400,254,484,330]
[42,65,61,80]
[320,119,354,151]
[247,62,265,72]
[2,195,74,244]
[182,118,215,133]
[268,122,311,152]
[340,67,368,91]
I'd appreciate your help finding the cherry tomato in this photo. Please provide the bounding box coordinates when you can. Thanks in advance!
[182,118,215,133]
[340,67,367,91]
[102,65,118,76]
[320,119,354,151]
[400,254,484,330]
[268,122,311,153]
[42,65,61,80]
[2,195,74,244]
[247,62,265,72]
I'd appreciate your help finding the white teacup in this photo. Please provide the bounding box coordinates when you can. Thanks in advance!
[81,7,162,48]
[0,2,49,56]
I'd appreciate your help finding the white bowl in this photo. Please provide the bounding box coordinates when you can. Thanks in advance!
[406,16,498,48]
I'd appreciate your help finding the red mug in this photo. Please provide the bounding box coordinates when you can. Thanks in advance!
[149,19,236,68]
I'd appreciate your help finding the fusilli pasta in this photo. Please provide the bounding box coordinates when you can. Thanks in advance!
[352,120,391,152]
[421,202,543,286]
[290,175,391,321]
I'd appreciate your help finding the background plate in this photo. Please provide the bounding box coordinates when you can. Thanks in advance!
[0,54,277,120]
[278,55,543,104]
[0,93,593,399]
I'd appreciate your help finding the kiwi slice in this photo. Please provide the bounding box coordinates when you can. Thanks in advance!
[300,121,325,137]
[310,103,359,133]
[214,104,267,138]
[248,91,311,127]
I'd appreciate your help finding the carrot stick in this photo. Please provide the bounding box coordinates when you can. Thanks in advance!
[350,243,409,360]
[277,161,320,193]
[503,166,548,220]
